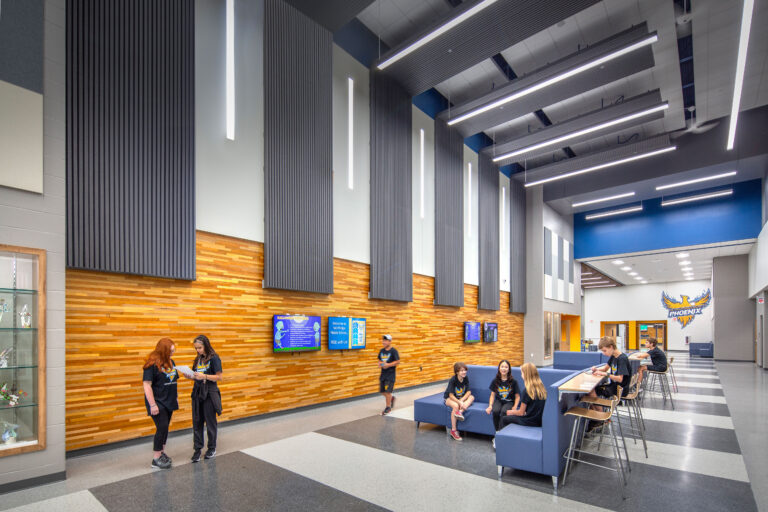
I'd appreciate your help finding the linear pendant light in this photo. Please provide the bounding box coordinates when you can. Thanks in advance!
[583,284,617,288]
[376,0,498,70]
[572,192,636,208]
[661,189,733,207]
[655,171,737,190]
[585,205,643,220]
[448,34,658,126]
[726,0,755,150]
[225,0,235,140]
[524,146,676,187]
[493,103,668,162]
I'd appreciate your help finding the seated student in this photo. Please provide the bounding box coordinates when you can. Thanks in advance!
[588,336,632,401]
[485,359,520,431]
[499,363,546,428]
[635,337,667,384]
[444,362,474,441]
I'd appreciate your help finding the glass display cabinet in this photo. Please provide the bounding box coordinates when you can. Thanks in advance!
[0,245,46,457]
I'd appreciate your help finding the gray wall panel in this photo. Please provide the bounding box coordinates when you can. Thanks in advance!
[370,70,412,302]
[478,154,499,311]
[66,0,196,280]
[510,180,526,313]
[263,0,333,294]
[434,118,464,307]
[713,255,754,361]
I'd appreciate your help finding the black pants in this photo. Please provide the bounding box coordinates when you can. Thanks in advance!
[492,401,516,431]
[193,397,218,451]
[151,406,173,452]
[499,414,539,428]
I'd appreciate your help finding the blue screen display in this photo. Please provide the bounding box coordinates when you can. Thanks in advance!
[328,317,366,350]
[484,322,498,343]
[464,322,481,343]
[273,315,322,352]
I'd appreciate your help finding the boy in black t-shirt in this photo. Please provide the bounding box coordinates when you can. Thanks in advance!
[378,334,400,415]
[588,336,632,401]
[444,362,474,440]
[635,337,667,385]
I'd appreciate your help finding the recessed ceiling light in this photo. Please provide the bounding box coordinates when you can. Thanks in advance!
[678,260,691,265]
[681,267,692,271]
[685,277,694,281]
[582,272,593,276]
[621,266,631,271]
[675,253,689,259]
[656,171,738,191]
[628,271,637,276]
[572,192,637,208]
[640,280,648,284]
[634,276,643,280]
[661,189,733,207]
[612,260,624,265]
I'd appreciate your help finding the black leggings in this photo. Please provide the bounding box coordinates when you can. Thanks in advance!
[193,397,218,451]
[499,414,540,428]
[491,400,516,431]
[151,406,173,452]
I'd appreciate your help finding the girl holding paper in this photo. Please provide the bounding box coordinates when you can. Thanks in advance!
[185,335,223,463]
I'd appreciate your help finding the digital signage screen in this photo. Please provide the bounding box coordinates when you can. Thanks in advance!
[484,322,498,343]
[328,317,366,350]
[273,315,322,352]
[464,322,481,343]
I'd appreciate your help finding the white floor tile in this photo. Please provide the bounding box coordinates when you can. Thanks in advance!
[670,393,728,404]
[640,407,734,429]
[674,380,723,389]
[3,491,107,512]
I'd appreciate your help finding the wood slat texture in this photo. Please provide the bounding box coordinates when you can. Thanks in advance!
[65,231,523,451]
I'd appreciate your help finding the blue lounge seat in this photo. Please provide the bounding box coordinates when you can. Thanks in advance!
[552,350,609,370]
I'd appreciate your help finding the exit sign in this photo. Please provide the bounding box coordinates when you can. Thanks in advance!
[759,296,765,304]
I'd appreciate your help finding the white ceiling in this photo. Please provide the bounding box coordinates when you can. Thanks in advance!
[581,239,755,285]
[357,0,450,50]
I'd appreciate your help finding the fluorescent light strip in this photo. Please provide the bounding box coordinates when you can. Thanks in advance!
[525,146,676,187]
[419,129,425,218]
[573,192,636,208]
[377,0,498,70]
[661,189,733,207]
[493,103,668,162]
[468,162,472,238]
[675,252,689,258]
[656,171,737,191]
[225,0,235,140]
[581,272,593,276]
[348,77,354,190]
[584,280,610,285]
[501,186,506,247]
[448,34,658,126]
[581,277,605,281]
[583,284,617,288]
[726,0,755,150]
[585,205,643,220]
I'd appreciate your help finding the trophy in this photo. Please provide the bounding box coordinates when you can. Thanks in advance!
[19,304,32,328]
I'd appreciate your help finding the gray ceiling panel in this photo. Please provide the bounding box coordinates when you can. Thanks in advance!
[373,0,600,95]
[483,90,665,164]
[439,24,656,137]
[284,0,375,32]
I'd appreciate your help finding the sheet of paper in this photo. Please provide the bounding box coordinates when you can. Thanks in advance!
[175,365,195,378]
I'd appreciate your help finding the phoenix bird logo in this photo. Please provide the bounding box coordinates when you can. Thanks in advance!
[661,289,711,329]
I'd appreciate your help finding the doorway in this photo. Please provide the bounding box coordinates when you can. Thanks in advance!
[601,322,629,352]
[637,321,667,350]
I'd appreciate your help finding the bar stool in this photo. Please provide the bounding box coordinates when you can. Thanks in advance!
[578,382,634,465]
[562,387,626,496]
[647,366,675,409]
[668,356,679,392]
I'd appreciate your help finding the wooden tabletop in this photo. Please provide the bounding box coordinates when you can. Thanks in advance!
[559,371,605,394]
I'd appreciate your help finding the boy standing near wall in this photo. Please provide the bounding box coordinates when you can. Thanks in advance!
[378,334,400,415]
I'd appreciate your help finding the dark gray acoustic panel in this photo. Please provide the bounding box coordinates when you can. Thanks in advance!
[66,0,196,280]
[434,119,464,307]
[264,0,333,294]
[440,24,655,137]
[478,154,499,311]
[370,70,412,302]
[374,0,599,95]
[283,0,375,32]
[510,180,526,313]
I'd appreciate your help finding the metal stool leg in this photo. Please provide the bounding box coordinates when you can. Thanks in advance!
[562,416,580,486]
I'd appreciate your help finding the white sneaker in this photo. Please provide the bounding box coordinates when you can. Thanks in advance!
[492,438,496,450]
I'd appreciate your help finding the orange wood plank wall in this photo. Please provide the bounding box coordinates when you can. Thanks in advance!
[65,231,524,451]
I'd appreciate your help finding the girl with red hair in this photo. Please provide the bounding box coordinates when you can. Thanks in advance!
[142,338,179,469]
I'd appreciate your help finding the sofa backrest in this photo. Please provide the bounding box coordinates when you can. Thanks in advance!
[542,369,582,475]
[552,351,608,370]
[466,365,498,402]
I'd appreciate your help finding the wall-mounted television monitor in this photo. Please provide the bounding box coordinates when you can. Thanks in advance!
[464,322,481,343]
[328,317,366,350]
[483,322,498,343]
[273,315,321,352]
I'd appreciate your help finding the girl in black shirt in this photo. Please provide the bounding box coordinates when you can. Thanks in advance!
[142,338,179,470]
[500,363,547,428]
[184,335,223,462]
[485,359,520,430]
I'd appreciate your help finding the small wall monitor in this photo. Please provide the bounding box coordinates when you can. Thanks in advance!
[483,322,498,342]
[273,315,322,352]
[328,317,366,350]
[464,322,481,343]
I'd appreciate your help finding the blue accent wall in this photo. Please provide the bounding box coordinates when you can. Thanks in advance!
[574,179,763,259]
[413,88,450,119]
[333,18,387,68]
[464,132,494,153]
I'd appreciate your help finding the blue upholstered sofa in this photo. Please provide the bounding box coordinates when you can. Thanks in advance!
[689,342,714,358]
[413,364,580,488]
[552,350,609,370]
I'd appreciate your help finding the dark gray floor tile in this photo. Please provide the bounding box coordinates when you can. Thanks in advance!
[640,419,742,454]
[90,451,387,512]
[641,399,731,416]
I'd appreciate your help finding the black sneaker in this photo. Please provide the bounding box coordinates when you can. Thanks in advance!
[381,407,392,416]
[191,450,202,463]
[204,448,216,459]
[151,457,171,470]
[160,452,172,464]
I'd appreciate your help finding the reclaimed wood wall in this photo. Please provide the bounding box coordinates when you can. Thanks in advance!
[65,231,524,451]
